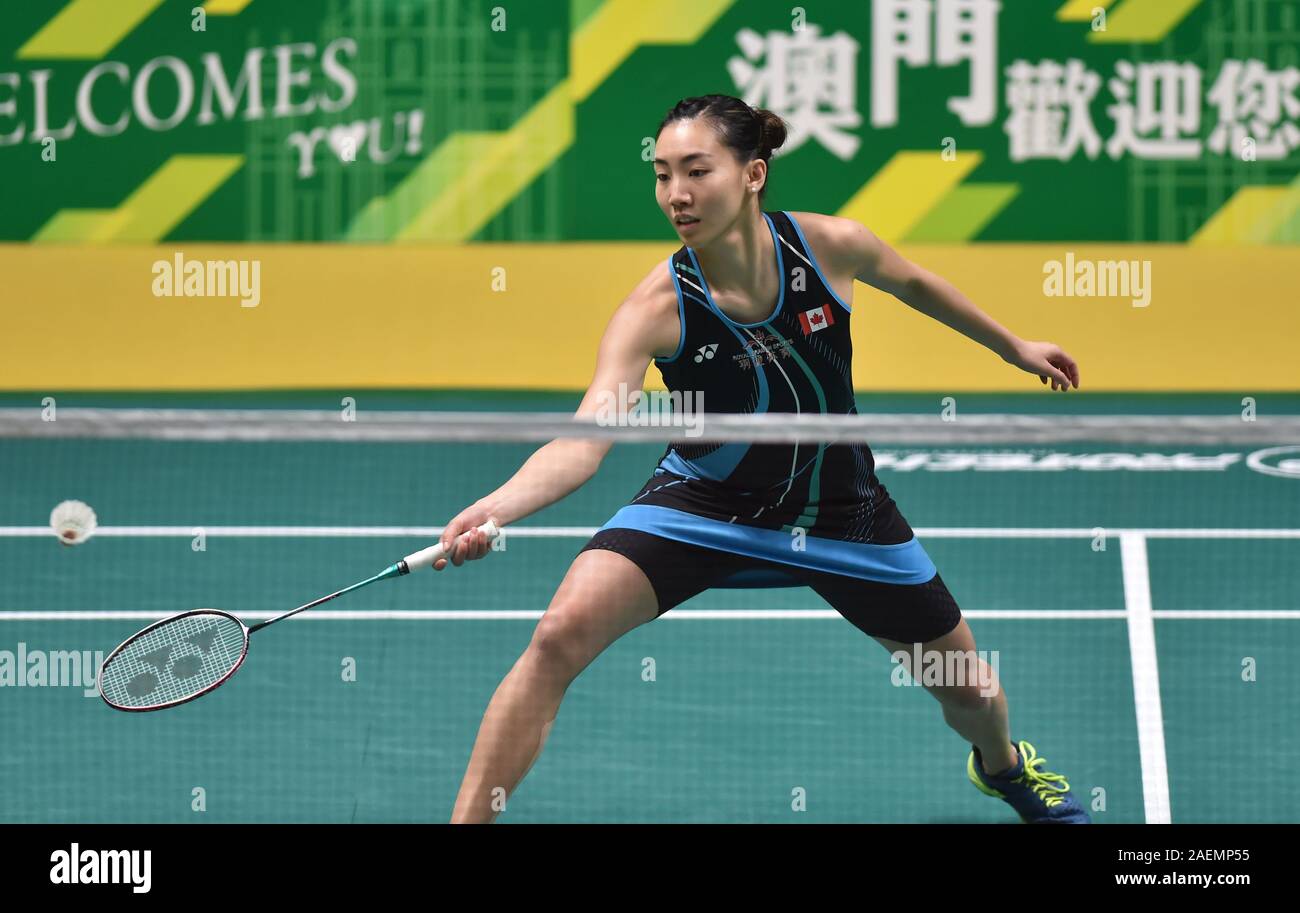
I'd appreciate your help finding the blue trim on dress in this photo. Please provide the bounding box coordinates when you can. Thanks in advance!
[599,504,937,585]
[658,449,702,480]
[784,211,852,314]
[655,256,687,364]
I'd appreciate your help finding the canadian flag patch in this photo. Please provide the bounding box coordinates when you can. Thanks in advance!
[798,304,835,335]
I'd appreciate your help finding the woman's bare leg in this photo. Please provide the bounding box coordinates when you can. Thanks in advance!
[875,618,1019,775]
[450,549,659,823]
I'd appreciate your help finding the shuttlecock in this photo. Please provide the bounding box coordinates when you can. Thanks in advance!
[50,500,97,546]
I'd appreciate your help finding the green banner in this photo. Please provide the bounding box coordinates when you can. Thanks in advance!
[2,0,1296,243]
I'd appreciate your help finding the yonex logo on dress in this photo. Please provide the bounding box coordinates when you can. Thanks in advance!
[694,343,719,363]
[49,844,151,893]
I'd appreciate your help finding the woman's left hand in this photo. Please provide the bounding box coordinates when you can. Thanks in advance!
[1006,339,1080,391]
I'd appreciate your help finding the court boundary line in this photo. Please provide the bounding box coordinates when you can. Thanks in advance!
[1121,532,1172,826]
[3,525,1300,538]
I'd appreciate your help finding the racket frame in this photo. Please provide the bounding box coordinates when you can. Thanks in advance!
[97,608,250,712]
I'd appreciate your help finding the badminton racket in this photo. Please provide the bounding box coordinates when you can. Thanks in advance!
[97,520,499,711]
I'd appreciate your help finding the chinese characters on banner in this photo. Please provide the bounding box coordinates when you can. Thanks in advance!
[726,0,1300,163]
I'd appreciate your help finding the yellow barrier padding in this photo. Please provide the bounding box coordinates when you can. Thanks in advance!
[1,243,1296,391]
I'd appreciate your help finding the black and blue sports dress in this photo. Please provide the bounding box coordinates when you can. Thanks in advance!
[578,210,961,643]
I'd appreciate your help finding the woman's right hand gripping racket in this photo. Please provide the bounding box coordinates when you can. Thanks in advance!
[431,504,501,570]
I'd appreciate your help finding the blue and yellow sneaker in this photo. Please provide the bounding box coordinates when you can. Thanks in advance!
[968,739,1092,823]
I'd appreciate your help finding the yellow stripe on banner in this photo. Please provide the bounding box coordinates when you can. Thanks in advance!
[32,155,244,244]
[204,0,257,14]
[1089,0,1203,43]
[347,133,501,241]
[836,151,983,243]
[394,87,573,242]
[30,210,129,244]
[108,155,244,242]
[1264,174,1300,242]
[1189,187,1289,245]
[904,184,1020,242]
[18,0,167,60]
[570,0,736,103]
[1056,0,1116,21]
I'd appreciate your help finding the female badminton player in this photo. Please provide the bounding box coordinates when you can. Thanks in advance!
[437,94,1088,824]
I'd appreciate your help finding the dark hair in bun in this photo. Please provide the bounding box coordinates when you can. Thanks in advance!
[656,94,788,204]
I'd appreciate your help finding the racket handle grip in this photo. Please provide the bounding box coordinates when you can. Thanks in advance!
[401,519,500,572]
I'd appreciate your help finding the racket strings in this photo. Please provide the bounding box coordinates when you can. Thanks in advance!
[100,612,247,709]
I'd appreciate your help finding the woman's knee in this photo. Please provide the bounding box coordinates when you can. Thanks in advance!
[528,606,599,677]
[524,548,659,681]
